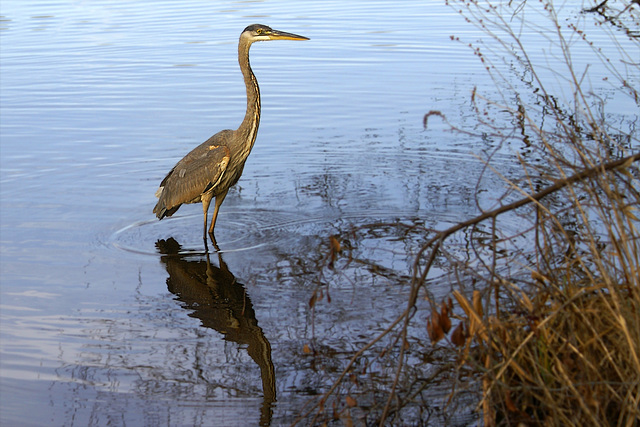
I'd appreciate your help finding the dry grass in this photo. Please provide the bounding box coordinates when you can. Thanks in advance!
[428,1,640,425]
[471,284,640,425]
[418,146,640,425]
[450,163,640,425]
[441,1,640,423]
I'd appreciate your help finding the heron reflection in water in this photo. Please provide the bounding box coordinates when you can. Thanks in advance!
[154,25,309,245]
[156,238,275,425]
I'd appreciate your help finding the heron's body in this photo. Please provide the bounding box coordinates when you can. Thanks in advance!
[153,24,308,242]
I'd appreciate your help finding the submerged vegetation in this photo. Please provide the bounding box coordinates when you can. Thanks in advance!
[297,0,639,425]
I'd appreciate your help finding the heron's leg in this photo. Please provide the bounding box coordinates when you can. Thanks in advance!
[208,189,228,236]
[201,192,214,240]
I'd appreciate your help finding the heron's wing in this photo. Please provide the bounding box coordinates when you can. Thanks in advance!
[155,134,231,214]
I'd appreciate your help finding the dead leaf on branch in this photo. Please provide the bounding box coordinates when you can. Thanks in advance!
[451,322,467,347]
[328,235,341,269]
[345,395,357,408]
[440,301,452,333]
[428,309,445,344]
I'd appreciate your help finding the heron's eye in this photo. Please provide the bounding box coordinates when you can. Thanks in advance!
[256,28,263,34]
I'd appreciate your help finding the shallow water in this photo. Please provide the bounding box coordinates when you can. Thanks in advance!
[1,0,637,425]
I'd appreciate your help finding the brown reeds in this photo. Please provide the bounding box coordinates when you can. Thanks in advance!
[439,1,640,423]
[449,154,640,425]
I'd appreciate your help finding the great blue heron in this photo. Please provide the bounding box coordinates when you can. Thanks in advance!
[154,24,308,242]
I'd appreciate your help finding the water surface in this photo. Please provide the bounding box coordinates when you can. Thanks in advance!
[1,0,636,425]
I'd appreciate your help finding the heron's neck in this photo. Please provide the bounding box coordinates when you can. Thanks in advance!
[236,40,261,156]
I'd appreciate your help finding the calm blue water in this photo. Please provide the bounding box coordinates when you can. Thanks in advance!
[1,0,636,425]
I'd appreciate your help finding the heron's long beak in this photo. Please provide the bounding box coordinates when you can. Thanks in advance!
[268,29,309,41]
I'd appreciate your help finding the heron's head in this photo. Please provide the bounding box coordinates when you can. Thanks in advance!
[241,24,309,43]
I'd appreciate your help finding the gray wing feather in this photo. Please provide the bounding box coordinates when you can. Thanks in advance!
[154,131,232,218]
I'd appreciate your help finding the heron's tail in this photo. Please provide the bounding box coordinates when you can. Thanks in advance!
[153,187,180,219]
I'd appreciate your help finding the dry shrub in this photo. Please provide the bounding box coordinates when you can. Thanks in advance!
[427,148,639,425]
[297,1,639,425]
[452,167,640,425]
[472,284,640,425]
[437,0,640,425]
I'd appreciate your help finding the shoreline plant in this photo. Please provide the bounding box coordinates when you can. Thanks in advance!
[297,0,639,425]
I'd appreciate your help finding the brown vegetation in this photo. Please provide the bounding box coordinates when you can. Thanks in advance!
[297,0,639,425]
